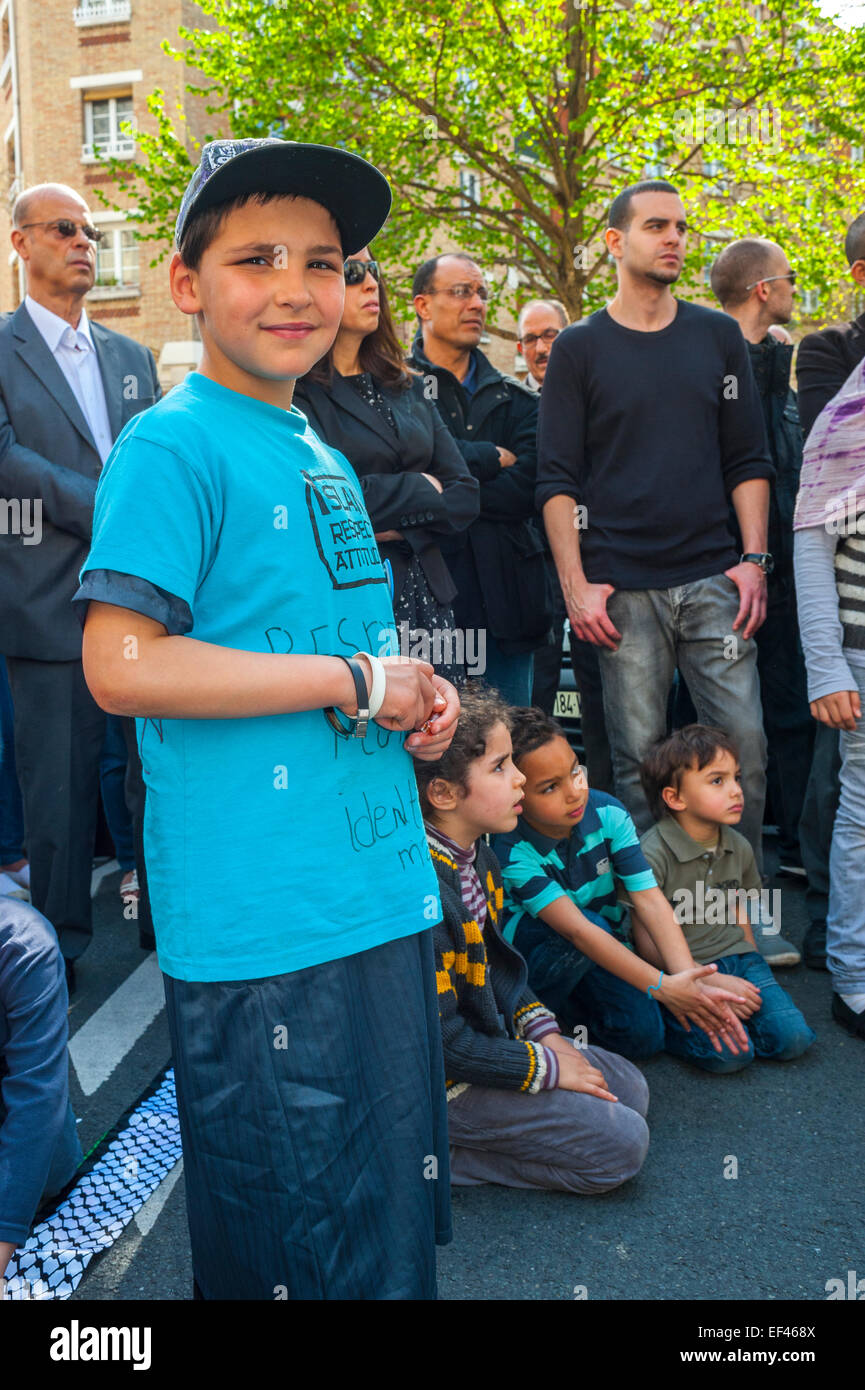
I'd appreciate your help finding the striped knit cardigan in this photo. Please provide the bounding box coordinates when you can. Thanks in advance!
[427,832,558,1099]
[835,530,865,651]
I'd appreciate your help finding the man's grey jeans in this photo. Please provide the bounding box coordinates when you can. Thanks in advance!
[597,573,767,862]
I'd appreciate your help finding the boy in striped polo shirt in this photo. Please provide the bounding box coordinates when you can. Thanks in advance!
[493,708,749,1061]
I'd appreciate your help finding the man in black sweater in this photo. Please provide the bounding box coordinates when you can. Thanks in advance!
[408,253,550,707]
[537,180,774,860]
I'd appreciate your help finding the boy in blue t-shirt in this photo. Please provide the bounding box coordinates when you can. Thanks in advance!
[493,708,750,1061]
[74,139,460,1300]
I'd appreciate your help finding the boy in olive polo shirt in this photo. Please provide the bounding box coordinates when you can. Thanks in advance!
[637,725,815,1072]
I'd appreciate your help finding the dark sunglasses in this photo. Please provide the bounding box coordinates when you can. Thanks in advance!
[20,218,104,243]
[344,258,381,286]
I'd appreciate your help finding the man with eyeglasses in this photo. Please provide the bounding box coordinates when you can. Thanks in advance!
[0,183,160,991]
[408,253,550,706]
[706,240,811,960]
[517,300,567,392]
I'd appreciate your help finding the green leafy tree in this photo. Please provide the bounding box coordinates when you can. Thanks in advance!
[106,0,865,331]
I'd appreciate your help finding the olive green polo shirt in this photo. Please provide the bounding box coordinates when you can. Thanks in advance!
[639,816,762,965]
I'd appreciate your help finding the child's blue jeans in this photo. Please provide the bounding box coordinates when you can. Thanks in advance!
[661,952,816,1073]
[517,917,815,1071]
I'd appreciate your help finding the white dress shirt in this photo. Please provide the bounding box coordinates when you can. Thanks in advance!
[25,294,114,464]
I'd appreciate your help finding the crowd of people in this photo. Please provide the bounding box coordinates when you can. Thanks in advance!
[0,136,863,1300]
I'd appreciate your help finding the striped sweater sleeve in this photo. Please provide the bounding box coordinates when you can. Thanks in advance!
[433,913,552,1094]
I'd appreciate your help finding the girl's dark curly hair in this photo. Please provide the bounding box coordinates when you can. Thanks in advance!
[414,684,512,818]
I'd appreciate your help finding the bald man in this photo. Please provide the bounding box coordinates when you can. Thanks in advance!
[0,184,160,987]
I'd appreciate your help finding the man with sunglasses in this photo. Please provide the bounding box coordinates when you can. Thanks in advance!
[409,253,550,706]
[0,183,160,990]
[706,237,811,968]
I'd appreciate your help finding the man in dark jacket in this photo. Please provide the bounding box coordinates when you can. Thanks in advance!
[709,239,814,961]
[408,253,550,705]
[789,213,865,969]
[0,184,160,989]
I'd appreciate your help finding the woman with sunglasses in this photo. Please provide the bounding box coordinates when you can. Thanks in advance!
[295,250,479,685]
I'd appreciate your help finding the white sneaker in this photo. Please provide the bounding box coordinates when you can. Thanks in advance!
[0,871,29,900]
[3,862,30,891]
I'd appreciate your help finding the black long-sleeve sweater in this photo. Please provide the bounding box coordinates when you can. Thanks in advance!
[536,301,774,591]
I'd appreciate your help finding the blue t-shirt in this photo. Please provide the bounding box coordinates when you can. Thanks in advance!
[80,372,441,983]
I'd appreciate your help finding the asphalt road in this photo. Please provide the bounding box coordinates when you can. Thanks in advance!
[59,837,862,1304]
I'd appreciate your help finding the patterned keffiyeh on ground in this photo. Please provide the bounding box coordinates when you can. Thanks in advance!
[2,1068,181,1300]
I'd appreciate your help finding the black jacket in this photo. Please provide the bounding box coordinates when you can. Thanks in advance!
[0,303,160,659]
[408,331,550,651]
[796,310,865,440]
[731,336,802,598]
[293,371,478,606]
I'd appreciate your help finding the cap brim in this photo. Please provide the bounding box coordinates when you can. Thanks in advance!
[180,143,391,254]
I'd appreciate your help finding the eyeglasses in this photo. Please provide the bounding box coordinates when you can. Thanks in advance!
[344,258,381,286]
[19,218,104,243]
[427,282,489,302]
[520,328,561,347]
[744,271,796,291]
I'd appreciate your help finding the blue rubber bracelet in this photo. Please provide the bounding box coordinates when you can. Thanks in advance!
[647,971,664,999]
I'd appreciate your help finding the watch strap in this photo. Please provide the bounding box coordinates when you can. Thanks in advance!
[326,655,370,739]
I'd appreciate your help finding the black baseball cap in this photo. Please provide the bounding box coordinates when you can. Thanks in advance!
[175,137,392,254]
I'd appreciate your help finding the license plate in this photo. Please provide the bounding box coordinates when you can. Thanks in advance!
[554,689,581,720]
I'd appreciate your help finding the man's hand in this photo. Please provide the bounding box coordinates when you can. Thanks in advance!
[1,1240,15,1284]
[724,561,767,641]
[554,1044,618,1102]
[563,577,621,650]
[375,530,403,542]
[810,689,861,731]
[420,472,444,493]
[496,447,517,468]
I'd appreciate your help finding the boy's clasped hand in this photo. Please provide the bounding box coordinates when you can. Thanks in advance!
[338,654,460,760]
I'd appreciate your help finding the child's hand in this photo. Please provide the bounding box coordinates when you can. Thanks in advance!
[701,974,761,1019]
[810,689,861,730]
[555,1045,618,1102]
[404,675,460,761]
[657,964,750,1053]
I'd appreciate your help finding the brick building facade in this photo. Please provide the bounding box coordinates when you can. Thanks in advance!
[0,0,211,384]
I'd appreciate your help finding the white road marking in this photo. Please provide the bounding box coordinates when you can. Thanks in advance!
[90,859,120,897]
[69,952,165,1095]
[134,1159,184,1236]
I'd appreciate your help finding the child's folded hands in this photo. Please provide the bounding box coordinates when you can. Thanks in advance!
[701,973,761,1019]
[656,963,750,1053]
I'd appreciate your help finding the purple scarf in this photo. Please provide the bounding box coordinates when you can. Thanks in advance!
[794,356,865,531]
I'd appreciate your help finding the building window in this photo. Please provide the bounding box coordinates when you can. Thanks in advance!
[73,1,132,26]
[458,168,480,212]
[82,94,135,160]
[800,288,820,316]
[95,225,139,289]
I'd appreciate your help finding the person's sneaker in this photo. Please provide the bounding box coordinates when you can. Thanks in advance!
[0,871,29,900]
[1,861,30,891]
[832,993,865,1038]
[803,920,829,971]
[752,920,801,967]
[777,862,807,879]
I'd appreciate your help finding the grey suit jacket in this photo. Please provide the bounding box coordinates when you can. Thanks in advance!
[0,300,161,659]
